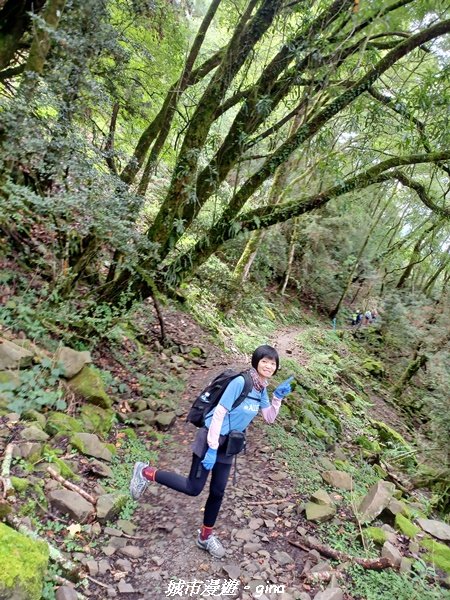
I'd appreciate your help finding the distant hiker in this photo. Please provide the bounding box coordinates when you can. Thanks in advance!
[351,311,358,326]
[371,309,378,321]
[364,310,372,325]
[355,310,363,325]
[129,345,293,559]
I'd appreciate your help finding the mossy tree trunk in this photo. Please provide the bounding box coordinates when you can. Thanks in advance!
[0,0,46,73]
[280,218,301,295]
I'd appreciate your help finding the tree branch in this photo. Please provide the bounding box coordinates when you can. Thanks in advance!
[387,170,450,218]
[164,151,450,284]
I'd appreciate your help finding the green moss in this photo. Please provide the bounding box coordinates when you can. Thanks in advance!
[311,427,330,440]
[363,527,388,545]
[339,401,353,417]
[362,358,385,378]
[394,514,420,538]
[43,447,78,480]
[371,420,410,448]
[121,428,137,440]
[10,477,29,493]
[80,404,115,435]
[421,538,450,574]
[334,459,349,470]
[355,435,381,453]
[373,464,388,478]
[0,523,49,600]
[189,347,203,357]
[69,366,113,408]
[105,443,117,456]
[45,412,83,436]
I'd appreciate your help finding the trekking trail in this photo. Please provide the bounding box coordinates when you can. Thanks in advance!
[87,319,406,599]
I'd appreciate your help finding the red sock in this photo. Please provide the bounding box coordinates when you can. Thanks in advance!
[142,466,157,482]
[200,525,213,541]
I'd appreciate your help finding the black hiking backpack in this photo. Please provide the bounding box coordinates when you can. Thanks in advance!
[186,369,253,428]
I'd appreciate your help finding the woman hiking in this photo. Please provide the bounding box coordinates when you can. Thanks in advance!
[129,344,293,559]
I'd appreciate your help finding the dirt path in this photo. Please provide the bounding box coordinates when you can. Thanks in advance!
[130,374,307,600]
[86,322,410,599]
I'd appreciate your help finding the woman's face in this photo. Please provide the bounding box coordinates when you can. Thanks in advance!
[257,356,277,378]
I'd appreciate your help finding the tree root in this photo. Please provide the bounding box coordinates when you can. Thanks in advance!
[288,535,394,570]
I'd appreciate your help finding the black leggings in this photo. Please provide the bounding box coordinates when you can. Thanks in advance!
[155,454,232,527]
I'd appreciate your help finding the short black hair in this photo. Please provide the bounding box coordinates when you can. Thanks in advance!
[251,345,279,374]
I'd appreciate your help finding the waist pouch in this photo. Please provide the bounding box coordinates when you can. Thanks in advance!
[226,430,246,456]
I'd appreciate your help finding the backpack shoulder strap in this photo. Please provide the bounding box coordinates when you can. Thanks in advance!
[230,370,253,411]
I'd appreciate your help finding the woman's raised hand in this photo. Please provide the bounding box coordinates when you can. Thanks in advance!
[273,376,294,400]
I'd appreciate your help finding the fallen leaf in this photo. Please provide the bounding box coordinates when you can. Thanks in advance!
[67,523,82,538]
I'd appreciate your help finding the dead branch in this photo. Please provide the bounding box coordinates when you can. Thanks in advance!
[379,460,413,493]
[288,536,394,570]
[0,443,14,499]
[86,575,110,589]
[303,570,344,583]
[53,575,87,599]
[47,466,97,505]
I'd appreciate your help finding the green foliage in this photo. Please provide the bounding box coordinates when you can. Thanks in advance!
[348,561,450,600]
[0,358,66,415]
[104,432,160,520]
[265,423,323,495]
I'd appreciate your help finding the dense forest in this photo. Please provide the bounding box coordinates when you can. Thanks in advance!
[0,1,449,599]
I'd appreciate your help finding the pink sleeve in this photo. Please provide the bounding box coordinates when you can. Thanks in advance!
[207,404,228,449]
[261,396,282,424]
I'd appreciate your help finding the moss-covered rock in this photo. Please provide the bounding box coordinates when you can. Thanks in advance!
[363,527,389,545]
[68,366,113,408]
[71,433,113,462]
[42,447,78,480]
[0,523,49,599]
[339,401,353,418]
[10,477,30,493]
[45,412,83,437]
[189,347,204,358]
[395,514,421,538]
[355,435,381,453]
[344,391,360,403]
[420,537,450,574]
[80,404,115,435]
[21,409,46,429]
[371,420,410,448]
[362,359,385,378]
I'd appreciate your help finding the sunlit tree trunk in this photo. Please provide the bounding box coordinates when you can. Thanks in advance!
[280,218,300,294]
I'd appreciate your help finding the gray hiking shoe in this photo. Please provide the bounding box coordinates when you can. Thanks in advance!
[130,461,148,500]
[196,533,226,559]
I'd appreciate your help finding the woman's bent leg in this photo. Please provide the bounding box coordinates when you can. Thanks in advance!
[155,453,208,497]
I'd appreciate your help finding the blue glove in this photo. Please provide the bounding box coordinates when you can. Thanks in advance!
[274,376,294,399]
[202,448,217,471]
